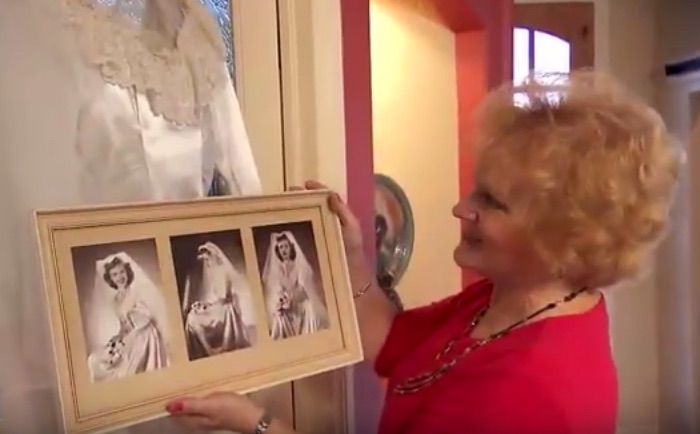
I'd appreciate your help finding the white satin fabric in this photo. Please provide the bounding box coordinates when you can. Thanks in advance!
[0,0,260,432]
[78,79,261,203]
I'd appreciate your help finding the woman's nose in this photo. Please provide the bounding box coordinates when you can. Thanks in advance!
[453,200,479,223]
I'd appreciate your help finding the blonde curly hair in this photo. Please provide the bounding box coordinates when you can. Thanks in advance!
[475,71,681,288]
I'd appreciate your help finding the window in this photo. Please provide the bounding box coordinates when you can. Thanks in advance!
[200,0,236,83]
[513,27,571,105]
[513,27,571,81]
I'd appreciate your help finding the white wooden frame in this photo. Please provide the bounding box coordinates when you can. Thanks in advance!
[231,0,285,193]
[277,2,356,433]
[278,0,348,196]
[234,1,353,432]
[656,67,700,434]
[35,191,362,434]
[231,0,348,197]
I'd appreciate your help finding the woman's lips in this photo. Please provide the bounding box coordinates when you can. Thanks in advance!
[462,232,483,246]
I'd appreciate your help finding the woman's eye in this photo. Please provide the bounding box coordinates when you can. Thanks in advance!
[473,190,508,211]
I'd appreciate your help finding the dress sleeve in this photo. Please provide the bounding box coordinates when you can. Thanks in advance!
[201,68,262,197]
[374,292,464,378]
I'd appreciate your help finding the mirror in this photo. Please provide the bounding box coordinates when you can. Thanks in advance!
[374,174,414,297]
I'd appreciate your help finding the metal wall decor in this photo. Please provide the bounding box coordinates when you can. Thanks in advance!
[374,174,414,308]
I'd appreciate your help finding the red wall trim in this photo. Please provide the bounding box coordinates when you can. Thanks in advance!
[456,30,487,285]
[341,0,375,263]
[455,0,513,286]
[340,1,383,432]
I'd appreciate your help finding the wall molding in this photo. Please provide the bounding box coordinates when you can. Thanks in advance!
[278,0,348,195]
[277,1,353,433]
[231,0,285,193]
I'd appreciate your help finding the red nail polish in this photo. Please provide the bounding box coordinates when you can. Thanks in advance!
[167,402,184,414]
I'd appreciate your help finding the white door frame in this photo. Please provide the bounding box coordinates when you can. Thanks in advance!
[234,1,352,432]
[278,0,348,197]
[278,1,354,433]
[231,0,349,197]
[232,0,285,193]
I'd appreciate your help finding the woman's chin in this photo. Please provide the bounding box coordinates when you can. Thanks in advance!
[453,243,481,269]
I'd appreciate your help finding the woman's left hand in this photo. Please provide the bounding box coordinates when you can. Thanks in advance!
[166,391,264,432]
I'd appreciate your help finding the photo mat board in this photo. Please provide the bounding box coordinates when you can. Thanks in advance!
[35,191,362,434]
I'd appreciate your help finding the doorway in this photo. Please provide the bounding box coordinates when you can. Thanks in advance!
[369,0,511,307]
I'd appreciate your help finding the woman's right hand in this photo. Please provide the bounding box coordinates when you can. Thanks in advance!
[289,180,365,255]
[291,181,396,363]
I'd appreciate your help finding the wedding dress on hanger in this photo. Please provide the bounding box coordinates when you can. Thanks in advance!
[0,0,261,432]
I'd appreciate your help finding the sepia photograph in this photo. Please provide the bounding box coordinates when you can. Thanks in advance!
[71,240,171,383]
[170,230,257,360]
[35,191,361,433]
[253,222,330,340]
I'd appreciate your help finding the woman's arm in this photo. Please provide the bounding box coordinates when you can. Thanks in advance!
[345,246,399,363]
[308,190,396,367]
[296,181,399,363]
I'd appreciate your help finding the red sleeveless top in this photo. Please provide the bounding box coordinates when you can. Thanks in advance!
[375,279,617,434]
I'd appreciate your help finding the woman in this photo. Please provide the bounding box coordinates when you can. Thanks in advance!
[87,253,170,382]
[165,71,680,433]
[262,231,329,339]
[182,242,253,359]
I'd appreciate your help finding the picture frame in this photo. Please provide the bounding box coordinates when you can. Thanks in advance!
[35,190,362,434]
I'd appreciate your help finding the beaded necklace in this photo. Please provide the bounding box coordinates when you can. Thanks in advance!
[393,287,589,395]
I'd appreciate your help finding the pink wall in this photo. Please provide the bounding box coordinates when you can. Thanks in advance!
[454,0,513,285]
[341,0,375,265]
[341,0,512,291]
[468,0,513,89]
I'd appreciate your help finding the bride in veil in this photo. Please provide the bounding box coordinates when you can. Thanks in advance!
[181,241,253,359]
[261,231,329,339]
[86,252,170,382]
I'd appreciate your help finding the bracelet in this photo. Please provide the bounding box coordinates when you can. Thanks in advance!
[353,281,372,299]
[253,410,273,434]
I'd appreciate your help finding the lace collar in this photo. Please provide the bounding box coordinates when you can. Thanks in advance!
[62,0,228,126]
